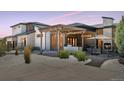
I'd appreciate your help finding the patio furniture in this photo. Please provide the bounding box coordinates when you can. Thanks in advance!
[64,45,82,52]
[91,48,101,55]
[86,48,93,54]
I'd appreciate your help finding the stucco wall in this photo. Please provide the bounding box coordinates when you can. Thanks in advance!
[6,37,12,42]
[17,35,27,48]
[34,26,41,48]
[27,33,35,47]
[42,32,45,50]
[34,26,48,50]
[12,24,26,36]
[6,37,13,45]
[45,32,51,50]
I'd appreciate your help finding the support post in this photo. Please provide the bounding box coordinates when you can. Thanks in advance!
[40,32,43,53]
[57,31,59,51]
[81,34,84,51]
[45,32,46,50]
[62,33,65,49]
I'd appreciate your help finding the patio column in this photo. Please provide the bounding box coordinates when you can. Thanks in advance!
[45,32,46,50]
[62,33,65,48]
[56,31,60,51]
[81,34,84,51]
[40,32,43,51]
[65,33,67,46]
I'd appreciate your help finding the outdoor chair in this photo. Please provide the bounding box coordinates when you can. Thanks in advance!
[87,48,92,54]
[91,48,101,55]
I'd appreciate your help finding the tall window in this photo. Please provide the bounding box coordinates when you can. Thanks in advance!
[67,37,77,46]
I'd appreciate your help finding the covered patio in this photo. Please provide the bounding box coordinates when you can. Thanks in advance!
[39,24,96,51]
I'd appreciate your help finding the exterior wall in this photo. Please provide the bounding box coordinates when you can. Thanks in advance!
[45,32,51,50]
[27,33,35,47]
[12,24,26,36]
[6,37,13,48]
[103,18,113,26]
[96,28,103,35]
[34,26,48,50]
[6,37,12,42]
[42,32,45,50]
[103,27,113,49]
[17,35,27,48]
[34,26,41,48]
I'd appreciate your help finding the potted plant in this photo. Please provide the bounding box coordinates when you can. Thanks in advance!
[15,47,18,55]
[24,46,31,64]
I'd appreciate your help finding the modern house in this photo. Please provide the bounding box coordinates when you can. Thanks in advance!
[6,17,117,52]
[6,22,49,49]
[38,17,117,52]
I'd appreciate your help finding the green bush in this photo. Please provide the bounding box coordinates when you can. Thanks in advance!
[74,51,87,61]
[0,39,6,56]
[115,17,124,56]
[58,50,69,58]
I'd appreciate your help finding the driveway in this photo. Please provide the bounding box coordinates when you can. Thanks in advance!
[0,54,124,81]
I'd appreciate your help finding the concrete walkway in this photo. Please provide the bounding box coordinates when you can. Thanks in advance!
[0,54,124,81]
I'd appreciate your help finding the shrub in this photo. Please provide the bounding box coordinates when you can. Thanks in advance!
[58,50,69,58]
[74,51,87,61]
[115,17,124,56]
[15,47,18,55]
[0,39,6,56]
[24,47,31,64]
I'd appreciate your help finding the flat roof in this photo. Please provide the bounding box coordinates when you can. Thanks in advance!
[68,23,96,31]
[102,16,114,20]
[10,22,49,27]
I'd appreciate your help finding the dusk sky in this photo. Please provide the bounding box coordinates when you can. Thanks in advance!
[0,11,124,38]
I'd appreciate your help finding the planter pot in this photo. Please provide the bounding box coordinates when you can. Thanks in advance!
[25,59,31,64]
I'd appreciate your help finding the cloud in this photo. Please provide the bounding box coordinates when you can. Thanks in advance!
[49,11,82,25]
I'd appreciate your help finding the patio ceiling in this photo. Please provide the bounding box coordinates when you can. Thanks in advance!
[87,35,112,40]
[39,24,86,33]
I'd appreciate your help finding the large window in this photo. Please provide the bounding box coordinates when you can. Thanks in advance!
[67,37,77,46]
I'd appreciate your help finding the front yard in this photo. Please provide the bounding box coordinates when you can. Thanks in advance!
[0,53,124,81]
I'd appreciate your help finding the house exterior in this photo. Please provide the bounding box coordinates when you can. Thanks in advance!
[38,17,117,52]
[6,22,49,49]
[94,17,116,51]
[6,16,118,52]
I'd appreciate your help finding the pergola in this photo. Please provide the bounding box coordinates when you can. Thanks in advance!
[39,24,87,51]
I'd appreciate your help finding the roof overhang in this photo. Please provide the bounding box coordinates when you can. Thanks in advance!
[39,24,87,33]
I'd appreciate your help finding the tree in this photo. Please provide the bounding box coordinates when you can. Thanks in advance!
[115,16,124,56]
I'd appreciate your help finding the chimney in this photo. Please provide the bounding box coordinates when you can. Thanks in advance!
[102,17,114,26]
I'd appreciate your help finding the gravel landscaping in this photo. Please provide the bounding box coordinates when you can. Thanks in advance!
[0,53,124,81]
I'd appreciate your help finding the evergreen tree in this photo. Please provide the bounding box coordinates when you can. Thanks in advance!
[115,16,124,56]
